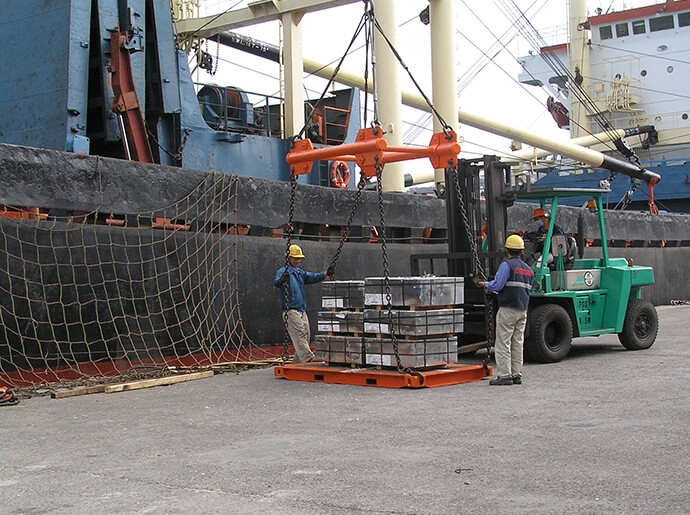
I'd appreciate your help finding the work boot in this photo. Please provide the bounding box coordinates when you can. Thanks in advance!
[489,377,513,386]
[512,375,522,385]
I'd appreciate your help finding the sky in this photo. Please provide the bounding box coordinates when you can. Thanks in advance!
[189,0,662,177]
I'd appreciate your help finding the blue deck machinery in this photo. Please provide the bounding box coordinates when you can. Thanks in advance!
[0,0,361,184]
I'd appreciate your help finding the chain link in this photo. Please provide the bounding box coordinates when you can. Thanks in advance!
[450,166,484,282]
[328,172,367,278]
[449,166,495,369]
[145,127,191,163]
[376,164,423,383]
[280,173,299,360]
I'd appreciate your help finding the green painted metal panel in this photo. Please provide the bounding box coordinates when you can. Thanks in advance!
[574,292,607,332]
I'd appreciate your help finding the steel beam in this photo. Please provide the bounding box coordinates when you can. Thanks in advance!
[174,0,360,38]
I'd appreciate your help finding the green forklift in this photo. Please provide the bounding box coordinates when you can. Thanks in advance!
[413,158,659,364]
[518,187,659,362]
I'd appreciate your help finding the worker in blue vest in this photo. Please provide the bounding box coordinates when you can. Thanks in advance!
[274,244,333,363]
[476,235,534,386]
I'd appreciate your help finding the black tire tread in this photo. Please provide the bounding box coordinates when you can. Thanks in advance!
[618,299,659,350]
[525,304,573,363]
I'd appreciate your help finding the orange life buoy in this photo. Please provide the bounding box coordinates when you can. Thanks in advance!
[329,161,350,189]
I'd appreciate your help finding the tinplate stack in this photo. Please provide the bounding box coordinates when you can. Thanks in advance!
[316,277,464,368]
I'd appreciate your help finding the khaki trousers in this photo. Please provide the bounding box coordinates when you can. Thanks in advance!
[494,306,527,378]
[287,309,315,363]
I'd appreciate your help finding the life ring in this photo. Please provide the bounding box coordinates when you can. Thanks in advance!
[330,161,350,189]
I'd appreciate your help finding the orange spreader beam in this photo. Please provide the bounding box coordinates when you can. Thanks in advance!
[287,127,461,178]
[274,362,491,388]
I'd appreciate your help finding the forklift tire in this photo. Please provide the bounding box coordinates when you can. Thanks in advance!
[525,304,573,363]
[618,299,658,350]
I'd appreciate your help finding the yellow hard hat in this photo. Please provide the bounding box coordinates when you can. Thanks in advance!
[505,234,525,250]
[288,244,305,258]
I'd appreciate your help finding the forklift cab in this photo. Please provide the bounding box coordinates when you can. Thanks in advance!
[516,188,657,362]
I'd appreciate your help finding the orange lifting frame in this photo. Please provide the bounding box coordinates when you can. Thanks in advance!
[287,127,461,178]
[274,362,492,388]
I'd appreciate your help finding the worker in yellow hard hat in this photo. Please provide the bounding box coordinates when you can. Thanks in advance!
[274,244,334,363]
[476,234,533,386]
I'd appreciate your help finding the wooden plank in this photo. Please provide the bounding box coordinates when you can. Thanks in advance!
[104,370,214,393]
[51,385,107,399]
[458,341,489,354]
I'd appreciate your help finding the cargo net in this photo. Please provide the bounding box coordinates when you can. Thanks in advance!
[0,172,270,394]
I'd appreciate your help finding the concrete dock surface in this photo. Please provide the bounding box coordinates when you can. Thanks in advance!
[1,305,688,515]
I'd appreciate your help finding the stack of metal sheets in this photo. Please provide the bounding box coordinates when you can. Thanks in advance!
[364,336,458,368]
[317,277,463,368]
[314,335,364,365]
[321,280,365,309]
[363,308,463,336]
[363,276,464,307]
[317,310,364,334]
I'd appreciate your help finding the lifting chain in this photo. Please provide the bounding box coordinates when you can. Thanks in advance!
[145,126,191,163]
[205,35,220,76]
[279,173,299,360]
[376,162,424,384]
[449,165,495,371]
[328,171,368,278]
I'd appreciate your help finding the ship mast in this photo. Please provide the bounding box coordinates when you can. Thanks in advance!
[374,0,405,192]
[569,0,590,138]
[429,0,459,197]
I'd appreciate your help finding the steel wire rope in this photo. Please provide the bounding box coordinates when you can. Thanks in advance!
[456,0,544,94]
[197,10,448,151]
[454,27,560,131]
[175,1,244,51]
[294,12,370,140]
[280,2,373,357]
[397,0,605,162]
[401,0,544,149]
[370,17,451,133]
[495,0,655,204]
[458,0,561,119]
[497,0,622,144]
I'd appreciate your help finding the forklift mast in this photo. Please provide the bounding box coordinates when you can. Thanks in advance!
[442,156,516,342]
[445,156,516,276]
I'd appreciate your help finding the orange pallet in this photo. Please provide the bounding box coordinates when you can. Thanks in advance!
[273,362,492,389]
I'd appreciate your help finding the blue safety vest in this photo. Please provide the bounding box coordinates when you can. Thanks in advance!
[497,257,533,310]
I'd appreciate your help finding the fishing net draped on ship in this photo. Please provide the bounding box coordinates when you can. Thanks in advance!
[0,171,270,391]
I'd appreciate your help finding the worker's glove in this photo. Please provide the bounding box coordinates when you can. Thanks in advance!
[279,272,290,285]
[326,265,336,277]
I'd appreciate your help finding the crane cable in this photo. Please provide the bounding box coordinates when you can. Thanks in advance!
[283,1,460,377]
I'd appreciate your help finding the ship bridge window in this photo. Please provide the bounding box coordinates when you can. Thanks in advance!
[649,15,674,32]
[616,22,629,37]
[679,12,690,27]
[599,25,613,40]
[632,20,646,34]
